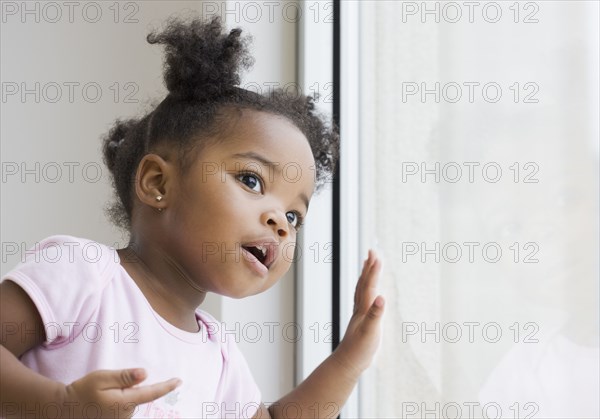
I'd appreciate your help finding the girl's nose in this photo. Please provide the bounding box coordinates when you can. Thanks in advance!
[261,210,289,238]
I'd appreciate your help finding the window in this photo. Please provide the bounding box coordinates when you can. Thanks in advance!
[338,1,599,417]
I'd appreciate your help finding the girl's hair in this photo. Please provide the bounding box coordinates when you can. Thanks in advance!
[102,16,339,230]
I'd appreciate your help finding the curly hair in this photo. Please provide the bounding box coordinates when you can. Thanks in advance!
[102,15,339,231]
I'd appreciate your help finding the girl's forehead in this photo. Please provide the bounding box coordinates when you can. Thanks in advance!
[214,110,314,164]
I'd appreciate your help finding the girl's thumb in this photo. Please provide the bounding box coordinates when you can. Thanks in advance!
[93,368,147,390]
[113,368,147,388]
[367,295,385,320]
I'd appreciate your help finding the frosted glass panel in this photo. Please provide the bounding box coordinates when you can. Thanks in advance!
[356,2,599,418]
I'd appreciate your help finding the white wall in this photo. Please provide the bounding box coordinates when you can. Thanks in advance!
[1,0,300,403]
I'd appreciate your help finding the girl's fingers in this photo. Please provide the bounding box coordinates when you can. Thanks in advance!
[362,258,381,310]
[120,377,182,405]
[355,250,381,313]
[94,368,181,406]
[354,253,369,308]
[354,251,373,308]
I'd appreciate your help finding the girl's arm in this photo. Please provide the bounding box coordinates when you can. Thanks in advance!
[0,281,65,416]
[258,251,385,419]
[0,280,180,419]
[0,345,66,416]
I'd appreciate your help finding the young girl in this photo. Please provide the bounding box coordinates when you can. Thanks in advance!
[0,16,384,418]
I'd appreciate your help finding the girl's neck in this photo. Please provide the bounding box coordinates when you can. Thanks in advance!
[117,240,207,333]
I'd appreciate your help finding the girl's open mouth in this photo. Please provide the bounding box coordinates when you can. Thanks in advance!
[241,240,277,275]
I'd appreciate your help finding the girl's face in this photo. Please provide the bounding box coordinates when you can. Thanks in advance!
[162,110,316,298]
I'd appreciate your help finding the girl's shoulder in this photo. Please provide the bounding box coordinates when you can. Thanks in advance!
[1,234,120,313]
[1,235,120,346]
[14,234,119,278]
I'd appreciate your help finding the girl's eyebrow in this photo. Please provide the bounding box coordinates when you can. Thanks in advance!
[230,151,311,211]
[231,151,279,171]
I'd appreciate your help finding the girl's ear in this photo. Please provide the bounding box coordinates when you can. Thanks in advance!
[134,153,173,211]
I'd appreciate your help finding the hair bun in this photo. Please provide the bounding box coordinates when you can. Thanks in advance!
[108,137,124,149]
[102,118,136,173]
[147,16,254,101]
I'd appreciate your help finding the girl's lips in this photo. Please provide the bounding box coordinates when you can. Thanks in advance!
[241,238,278,268]
[241,247,269,277]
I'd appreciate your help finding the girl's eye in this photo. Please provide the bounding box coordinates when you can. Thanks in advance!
[238,173,263,193]
[286,211,304,230]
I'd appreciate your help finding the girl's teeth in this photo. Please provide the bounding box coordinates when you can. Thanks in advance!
[257,245,266,257]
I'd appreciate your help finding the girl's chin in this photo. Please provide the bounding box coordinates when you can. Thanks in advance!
[219,287,261,299]
[194,260,282,298]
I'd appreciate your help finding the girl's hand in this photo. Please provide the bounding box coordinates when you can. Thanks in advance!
[332,250,385,378]
[61,368,181,418]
